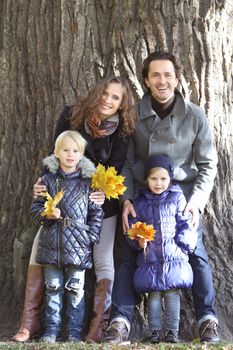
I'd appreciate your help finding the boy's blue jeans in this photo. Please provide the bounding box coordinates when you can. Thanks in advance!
[44,264,85,337]
[148,289,181,331]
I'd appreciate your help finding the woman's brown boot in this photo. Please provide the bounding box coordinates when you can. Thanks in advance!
[85,278,113,343]
[13,265,44,342]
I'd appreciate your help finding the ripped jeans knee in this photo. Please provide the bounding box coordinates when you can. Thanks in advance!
[65,268,85,301]
[65,277,83,295]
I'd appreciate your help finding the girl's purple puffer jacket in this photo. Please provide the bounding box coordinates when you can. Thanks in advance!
[127,184,197,294]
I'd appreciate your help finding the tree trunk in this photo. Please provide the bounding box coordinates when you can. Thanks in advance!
[0,0,232,341]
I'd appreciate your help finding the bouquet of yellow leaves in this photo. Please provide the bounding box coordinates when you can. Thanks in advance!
[91,164,126,200]
[41,190,65,217]
[127,221,156,256]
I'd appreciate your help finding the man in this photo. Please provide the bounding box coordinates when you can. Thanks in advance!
[103,51,219,343]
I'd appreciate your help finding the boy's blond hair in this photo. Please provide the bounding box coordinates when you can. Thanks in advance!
[54,130,87,155]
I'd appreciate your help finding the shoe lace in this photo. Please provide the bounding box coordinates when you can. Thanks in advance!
[166,330,177,335]
[105,321,126,335]
[148,330,160,336]
[200,321,218,335]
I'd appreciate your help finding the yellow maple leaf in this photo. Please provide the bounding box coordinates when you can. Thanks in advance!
[41,190,65,216]
[128,221,156,241]
[91,164,127,200]
[128,221,156,256]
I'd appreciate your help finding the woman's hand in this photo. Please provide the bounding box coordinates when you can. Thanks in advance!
[122,199,136,233]
[33,177,47,198]
[89,190,105,205]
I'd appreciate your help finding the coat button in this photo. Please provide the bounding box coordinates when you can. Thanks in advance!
[169,138,176,144]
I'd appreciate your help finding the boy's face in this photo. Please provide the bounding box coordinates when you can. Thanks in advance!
[55,136,83,173]
[147,167,170,194]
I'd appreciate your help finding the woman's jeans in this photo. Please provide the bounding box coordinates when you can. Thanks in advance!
[148,289,181,331]
[110,218,218,330]
[44,265,85,337]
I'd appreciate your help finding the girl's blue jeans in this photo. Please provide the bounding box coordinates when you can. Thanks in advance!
[44,264,85,337]
[148,289,181,331]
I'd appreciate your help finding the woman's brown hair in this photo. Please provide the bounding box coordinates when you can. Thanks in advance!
[69,76,136,136]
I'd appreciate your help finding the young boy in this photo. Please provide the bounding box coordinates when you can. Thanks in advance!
[31,130,103,343]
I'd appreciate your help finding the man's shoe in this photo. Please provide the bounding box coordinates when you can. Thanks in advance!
[143,329,160,343]
[102,321,129,344]
[199,320,220,342]
[163,329,179,343]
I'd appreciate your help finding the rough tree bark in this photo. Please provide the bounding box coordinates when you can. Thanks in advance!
[0,0,232,341]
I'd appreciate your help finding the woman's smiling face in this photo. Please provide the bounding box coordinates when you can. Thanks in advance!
[98,82,124,120]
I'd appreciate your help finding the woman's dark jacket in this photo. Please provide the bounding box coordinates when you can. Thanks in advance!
[53,106,130,218]
[127,185,197,294]
[31,156,104,269]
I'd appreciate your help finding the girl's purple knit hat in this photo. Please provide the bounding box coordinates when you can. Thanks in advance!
[145,154,174,179]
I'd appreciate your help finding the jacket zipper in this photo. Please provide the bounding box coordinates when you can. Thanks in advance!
[56,178,61,268]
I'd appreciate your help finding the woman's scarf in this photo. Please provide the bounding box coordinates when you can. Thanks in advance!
[85,114,119,139]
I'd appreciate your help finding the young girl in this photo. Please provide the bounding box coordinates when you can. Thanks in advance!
[13,76,136,343]
[126,154,197,343]
[31,131,103,342]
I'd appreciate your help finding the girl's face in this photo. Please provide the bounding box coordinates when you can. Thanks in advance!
[55,136,83,173]
[98,82,124,120]
[147,167,170,194]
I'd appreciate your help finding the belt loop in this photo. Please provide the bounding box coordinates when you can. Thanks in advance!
[64,217,69,227]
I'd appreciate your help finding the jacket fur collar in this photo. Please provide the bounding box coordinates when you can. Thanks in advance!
[43,154,96,178]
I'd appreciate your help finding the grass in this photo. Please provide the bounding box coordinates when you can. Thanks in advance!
[0,341,232,350]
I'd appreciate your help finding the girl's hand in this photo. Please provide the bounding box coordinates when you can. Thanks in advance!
[89,190,105,205]
[33,177,47,198]
[138,238,148,249]
[46,208,61,220]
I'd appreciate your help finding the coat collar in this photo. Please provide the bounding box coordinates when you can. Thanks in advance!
[42,154,96,178]
[137,89,186,120]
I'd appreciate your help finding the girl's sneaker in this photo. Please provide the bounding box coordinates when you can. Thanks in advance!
[163,329,179,343]
[143,329,161,343]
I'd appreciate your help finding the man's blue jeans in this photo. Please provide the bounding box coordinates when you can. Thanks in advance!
[188,217,218,327]
[44,265,85,337]
[110,218,218,330]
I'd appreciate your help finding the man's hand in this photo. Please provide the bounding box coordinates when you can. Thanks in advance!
[89,190,105,205]
[33,177,47,198]
[122,199,136,233]
[184,202,199,230]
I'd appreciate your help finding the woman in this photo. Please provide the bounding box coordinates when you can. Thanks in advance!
[13,76,136,343]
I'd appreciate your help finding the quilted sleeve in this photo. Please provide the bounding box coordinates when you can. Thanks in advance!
[86,198,104,245]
